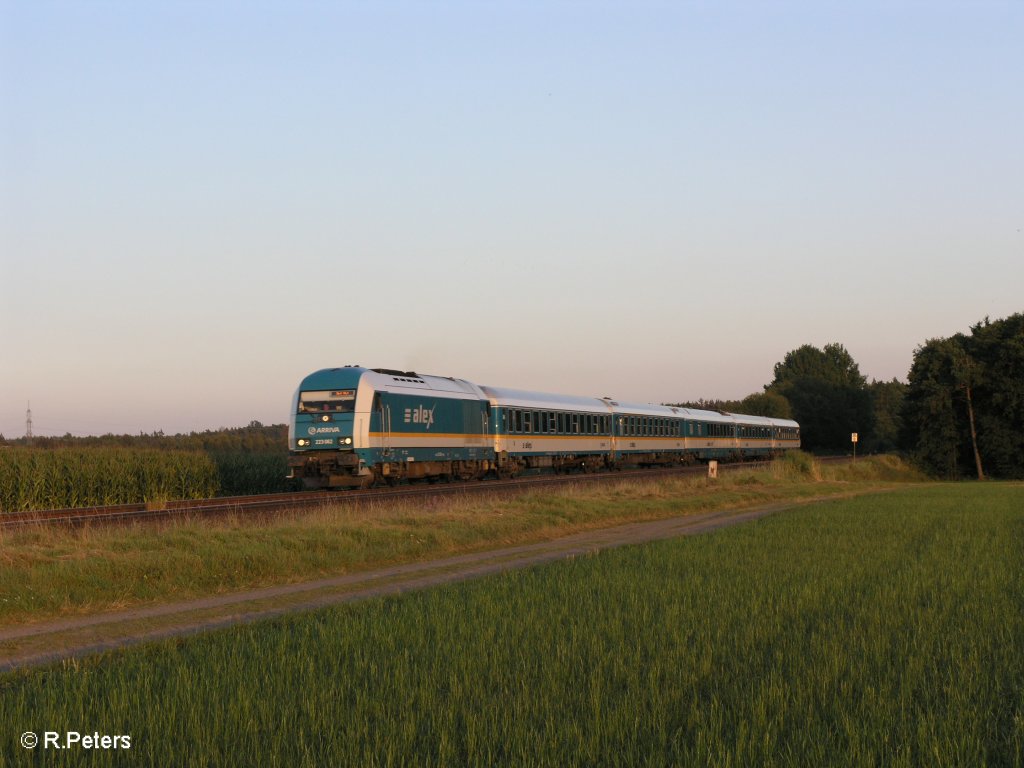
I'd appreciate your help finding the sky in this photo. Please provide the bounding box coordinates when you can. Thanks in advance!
[2,1,1022,437]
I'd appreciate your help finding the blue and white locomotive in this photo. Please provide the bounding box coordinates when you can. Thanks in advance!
[288,366,801,489]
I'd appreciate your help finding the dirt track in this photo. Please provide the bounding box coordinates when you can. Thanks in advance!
[0,499,812,673]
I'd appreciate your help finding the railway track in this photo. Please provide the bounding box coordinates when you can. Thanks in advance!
[0,460,795,529]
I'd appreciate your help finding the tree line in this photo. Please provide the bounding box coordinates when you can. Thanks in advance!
[673,313,1023,479]
[902,314,1024,479]
[1,421,287,454]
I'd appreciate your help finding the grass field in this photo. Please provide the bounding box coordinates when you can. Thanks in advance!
[0,455,915,625]
[3,482,1021,766]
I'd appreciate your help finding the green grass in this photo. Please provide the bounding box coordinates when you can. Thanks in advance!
[3,482,1021,766]
[0,455,917,625]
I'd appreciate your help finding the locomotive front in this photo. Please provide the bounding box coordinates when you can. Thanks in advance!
[288,367,367,488]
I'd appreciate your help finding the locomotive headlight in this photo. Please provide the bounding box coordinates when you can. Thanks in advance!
[297,438,310,447]
[344,437,352,445]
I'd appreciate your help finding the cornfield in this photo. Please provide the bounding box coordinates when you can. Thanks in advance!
[0,447,219,513]
[209,451,296,496]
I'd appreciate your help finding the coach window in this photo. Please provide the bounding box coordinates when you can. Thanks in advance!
[549,412,556,433]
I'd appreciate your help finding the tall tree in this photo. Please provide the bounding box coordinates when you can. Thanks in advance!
[903,314,1024,479]
[902,337,975,478]
[966,314,1024,478]
[770,343,867,390]
[867,378,906,454]
[768,343,872,452]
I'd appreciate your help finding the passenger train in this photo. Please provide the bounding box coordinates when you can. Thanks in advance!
[287,366,801,489]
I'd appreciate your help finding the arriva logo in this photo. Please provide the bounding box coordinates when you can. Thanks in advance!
[404,405,436,430]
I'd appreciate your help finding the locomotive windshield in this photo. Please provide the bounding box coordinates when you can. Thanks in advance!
[298,389,356,413]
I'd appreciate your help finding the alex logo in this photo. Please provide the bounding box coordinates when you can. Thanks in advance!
[404,405,436,430]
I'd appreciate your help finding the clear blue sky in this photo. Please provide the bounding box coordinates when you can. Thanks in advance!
[2,1,1022,437]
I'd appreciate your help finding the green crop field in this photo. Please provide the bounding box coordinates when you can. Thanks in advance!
[0,447,219,512]
[4,483,1022,766]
